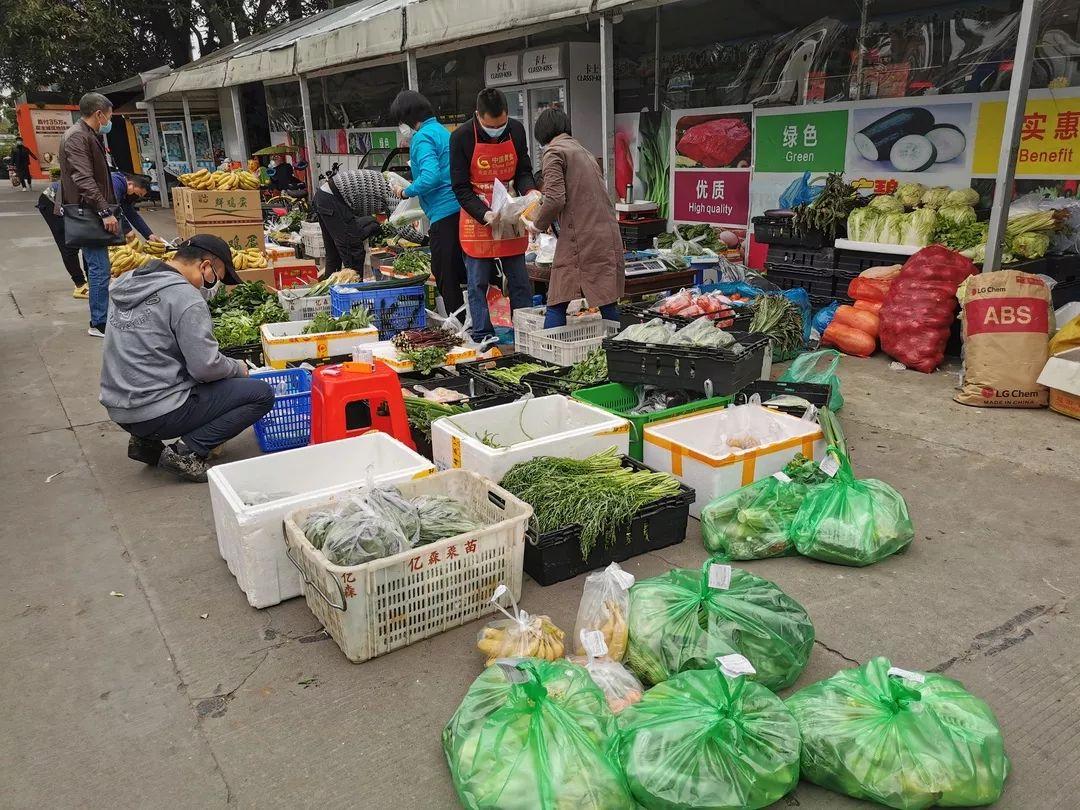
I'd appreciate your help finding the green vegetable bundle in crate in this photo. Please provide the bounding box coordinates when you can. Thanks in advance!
[787,657,1009,808]
[624,560,814,690]
[392,250,431,277]
[443,659,634,810]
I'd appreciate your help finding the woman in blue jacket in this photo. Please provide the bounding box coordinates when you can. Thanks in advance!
[390,90,465,315]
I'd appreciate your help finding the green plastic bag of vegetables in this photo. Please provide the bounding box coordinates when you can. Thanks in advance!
[624,561,814,691]
[443,658,634,810]
[778,349,844,411]
[789,449,914,566]
[787,657,1009,809]
[700,475,812,560]
[615,662,801,809]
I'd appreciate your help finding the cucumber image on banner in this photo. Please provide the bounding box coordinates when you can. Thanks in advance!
[847,102,973,178]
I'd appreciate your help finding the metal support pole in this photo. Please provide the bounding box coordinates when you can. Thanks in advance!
[854,0,870,101]
[230,85,248,160]
[298,76,317,195]
[653,7,661,111]
[144,101,169,208]
[600,13,616,199]
[406,50,419,91]
[181,94,198,171]
[984,0,1041,272]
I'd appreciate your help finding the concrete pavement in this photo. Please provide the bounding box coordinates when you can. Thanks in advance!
[1,181,1078,808]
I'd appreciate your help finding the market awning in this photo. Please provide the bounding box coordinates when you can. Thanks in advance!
[405,0,589,50]
[295,0,408,74]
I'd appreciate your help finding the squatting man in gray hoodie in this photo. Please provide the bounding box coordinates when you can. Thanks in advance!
[99,234,275,482]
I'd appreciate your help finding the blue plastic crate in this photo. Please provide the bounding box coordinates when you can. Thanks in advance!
[250,368,311,453]
[329,283,427,339]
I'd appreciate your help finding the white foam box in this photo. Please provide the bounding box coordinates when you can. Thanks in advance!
[260,320,379,369]
[431,394,630,483]
[643,404,825,518]
[208,432,435,608]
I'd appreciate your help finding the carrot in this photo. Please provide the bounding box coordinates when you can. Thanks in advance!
[823,321,876,357]
[853,298,883,314]
[833,305,880,339]
[847,276,893,302]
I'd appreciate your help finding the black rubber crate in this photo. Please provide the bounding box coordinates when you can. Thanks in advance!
[619,218,667,251]
[523,456,695,586]
[221,342,263,367]
[520,366,606,397]
[733,380,832,416]
[766,244,835,269]
[603,331,770,396]
[832,267,861,301]
[1045,253,1080,283]
[401,372,519,459]
[752,215,828,249]
[1053,278,1080,307]
[765,263,835,297]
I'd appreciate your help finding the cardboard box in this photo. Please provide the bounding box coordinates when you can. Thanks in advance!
[1037,347,1080,420]
[235,266,278,288]
[177,220,264,252]
[175,187,261,223]
[271,258,319,289]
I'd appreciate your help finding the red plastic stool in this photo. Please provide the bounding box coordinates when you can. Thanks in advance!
[310,361,416,449]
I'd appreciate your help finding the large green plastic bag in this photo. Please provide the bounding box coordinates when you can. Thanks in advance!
[442,658,634,810]
[700,475,812,560]
[624,561,814,690]
[615,666,801,809]
[789,450,914,566]
[787,657,1009,808]
[778,349,844,410]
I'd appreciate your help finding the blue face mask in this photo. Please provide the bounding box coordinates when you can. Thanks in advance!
[99,119,113,135]
[480,122,507,139]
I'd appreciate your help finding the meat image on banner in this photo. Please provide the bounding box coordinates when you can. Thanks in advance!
[670,107,753,230]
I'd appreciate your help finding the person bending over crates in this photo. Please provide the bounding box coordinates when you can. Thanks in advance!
[99,234,275,483]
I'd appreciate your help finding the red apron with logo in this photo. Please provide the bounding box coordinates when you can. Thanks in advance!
[459,121,529,259]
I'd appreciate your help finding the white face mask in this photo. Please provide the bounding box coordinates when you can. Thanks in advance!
[398,123,414,145]
[480,122,507,139]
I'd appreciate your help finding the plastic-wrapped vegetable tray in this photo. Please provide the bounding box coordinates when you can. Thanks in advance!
[524,456,695,586]
[603,331,771,396]
[618,301,752,332]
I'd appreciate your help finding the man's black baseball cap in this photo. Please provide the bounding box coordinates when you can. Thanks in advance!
[179,234,241,284]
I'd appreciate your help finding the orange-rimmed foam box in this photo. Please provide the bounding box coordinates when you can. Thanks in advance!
[260,320,379,368]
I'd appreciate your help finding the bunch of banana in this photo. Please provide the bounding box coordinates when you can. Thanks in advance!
[108,244,152,277]
[476,615,565,666]
[573,600,628,660]
[234,169,260,189]
[231,247,267,270]
[178,168,214,189]
[178,168,261,191]
[141,239,169,257]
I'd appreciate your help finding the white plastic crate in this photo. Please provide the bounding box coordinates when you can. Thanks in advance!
[431,394,630,483]
[642,404,825,518]
[260,320,379,368]
[278,286,332,321]
[529,319,620,366]
[207,433,434,608]
[512,299,598,357]
[283,469,532,663]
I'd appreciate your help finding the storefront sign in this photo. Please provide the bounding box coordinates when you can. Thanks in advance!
[671,169,750,227]
[485,53,521,87]
[29,108,76,171]
[522,46,563,81]
[973,97,1080,176]
[754,109,848,173]
[370,130,397,151]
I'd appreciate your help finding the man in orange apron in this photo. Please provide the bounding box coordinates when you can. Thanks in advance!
[450,88,539,341]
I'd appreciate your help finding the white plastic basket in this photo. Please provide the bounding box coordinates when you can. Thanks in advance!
[278,286,332,321]
[431,394,631,483]
[283,469,533,663]
[512,299,598,357]
[260,320,379,368]
[642,404,825,518]
[207,433,434,608]
[529,319,620,366]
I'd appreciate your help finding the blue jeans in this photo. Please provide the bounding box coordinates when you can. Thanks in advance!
[84,246,111,329]
[464,253,532,340]
[543,301,620,329]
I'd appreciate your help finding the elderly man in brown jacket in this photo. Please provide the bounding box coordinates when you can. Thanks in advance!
[57,92,118,337]
[529,108,625,328]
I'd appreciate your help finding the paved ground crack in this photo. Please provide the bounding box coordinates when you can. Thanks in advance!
[932,600,1069,673]
[193,649,271,719]
[814,638,860,666]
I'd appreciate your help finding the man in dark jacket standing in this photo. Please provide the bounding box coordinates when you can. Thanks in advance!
[57,92,118,338]
[11,137,36,190]
[449,89,539,341]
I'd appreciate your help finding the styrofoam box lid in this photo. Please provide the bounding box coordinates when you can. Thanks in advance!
[433,394,629,451]
[207,433,433,517]
[1038,347,1080,396]
[643,404,822,461]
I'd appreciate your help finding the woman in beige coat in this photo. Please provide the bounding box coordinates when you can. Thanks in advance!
[530,108,625,327]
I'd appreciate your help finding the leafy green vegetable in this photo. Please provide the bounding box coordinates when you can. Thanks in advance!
[615,318,674,344]
[945,187,980,207]
[846,206,879,241]
[920,186,951,209]
[792,173,858,239]
[867,194,904,214]
[893,182,925,208]
[656,224,722,254]
[933,219,987,252]
[637,110,670,218]
[938,204,976,227]
[301,307,373,334]
[403,395,470,439]
[392,250,432,277]
[212,310,258,348]
[1013,231,1051,259]
[484,362,557,386]
[208,281,276,317]
[901,207,940,246]
[568,348,607,383]
[701,476,811,560]
[400,346,449,374]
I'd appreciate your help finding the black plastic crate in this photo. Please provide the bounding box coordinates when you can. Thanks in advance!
[835,248,906,273]
[523,456,695,586]
[619,218,667,251]
[603,331,770,397]
[765,263,835,297]
[752,215,829,249]
[618,300,753,332]
[766,244,835,269]
[402,373,519,459]
[832,267,861,300]
[1053,278,1080,308]
[520,366,607,397]
[1045,253,1080,283]
[733,380,832,416]
[458,352,558,394]
[221,342,263,367]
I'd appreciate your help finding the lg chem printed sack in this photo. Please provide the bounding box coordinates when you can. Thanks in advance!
[956,270,1052,408]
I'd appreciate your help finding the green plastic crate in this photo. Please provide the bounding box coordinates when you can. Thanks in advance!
[572,383,731,461]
